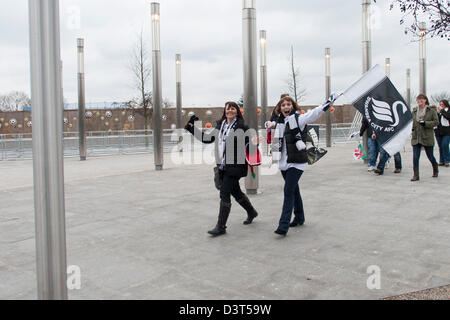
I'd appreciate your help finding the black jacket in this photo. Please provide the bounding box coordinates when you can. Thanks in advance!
[359,117,373,137]
[274,111,308,164]
[185,118,250,178]
[435,108,450,136]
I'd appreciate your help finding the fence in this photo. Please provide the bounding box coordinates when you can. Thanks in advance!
[0,124,354,161]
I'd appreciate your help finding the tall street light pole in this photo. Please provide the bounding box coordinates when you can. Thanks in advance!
[28,0,68,300]
[151,2,163,170]
[362,0,372,164]
[325,48,332,148]
[406,68,411,107]
[259,30,268,130]
[243,0,258,194]
[385,58,390,78]
[176,54,183,152]
[77,38,87,161]
[419,22,427,95]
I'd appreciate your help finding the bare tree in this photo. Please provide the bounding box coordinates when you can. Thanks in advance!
[375,0,450,40]
[128,28,153,133]
[431,91,450,105]
[286,46,306,103]
[0,91,31,111]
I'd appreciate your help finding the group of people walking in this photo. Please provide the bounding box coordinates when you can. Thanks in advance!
[184,93,448,238]
[362,94,450,181]
[185,94,338,237]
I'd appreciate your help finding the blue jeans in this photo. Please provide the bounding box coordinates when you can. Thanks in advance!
[413,144,438,168]
[367,138,379,167]
[436,135,450,164]
[278,168,304,232]
[377,149,402,172]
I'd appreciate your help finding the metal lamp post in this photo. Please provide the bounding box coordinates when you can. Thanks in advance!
[385,58,390,78]
[28,0,68,300]
[406,68,411,107]
[362,0,372,74]
[77,38,87,161]
[176,54,183,152]
[176,54,182,129]
[243,0,258,194]
[325,48,332,148]
[151,2,163,170]
[259,30,268,129]
[419,22,427,95]
[361,0,372,163]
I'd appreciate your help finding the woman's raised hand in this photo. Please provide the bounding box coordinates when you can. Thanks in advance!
[186,115,200,128]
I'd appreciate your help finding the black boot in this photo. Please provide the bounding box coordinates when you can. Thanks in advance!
[411,167,419,182]
[432,164,439,178]
[237,195,259,225]
[208,201,231,236]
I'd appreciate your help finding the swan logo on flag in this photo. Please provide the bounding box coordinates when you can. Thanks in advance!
[366,97,409,128]
[343,65,413,157]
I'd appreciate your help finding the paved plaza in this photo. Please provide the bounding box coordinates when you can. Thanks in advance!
[0,142,449,300]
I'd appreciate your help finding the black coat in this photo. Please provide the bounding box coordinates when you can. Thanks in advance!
[185,118,250,178]
[359,117,373,137]
[435,108,450,136]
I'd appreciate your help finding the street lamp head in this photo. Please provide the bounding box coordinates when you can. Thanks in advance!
[243,0,255,9]
[259,30,267,67]
[176,54,181,65]
[151,2,160,20]
[419,22,426,37]
[77,38,84,48]
[151,2,161,51]
[325,48,331,77]
[260,30,266,44]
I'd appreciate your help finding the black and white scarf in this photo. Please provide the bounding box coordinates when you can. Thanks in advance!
[218,118,237,169]
[271,111,304,162]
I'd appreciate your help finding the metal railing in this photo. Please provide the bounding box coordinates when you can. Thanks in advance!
[0,124,353,161]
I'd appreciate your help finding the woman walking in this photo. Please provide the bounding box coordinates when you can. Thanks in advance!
[435,99,450,167]
[185,101,259,236]
[411,94,440,181]
[266,93,339,236]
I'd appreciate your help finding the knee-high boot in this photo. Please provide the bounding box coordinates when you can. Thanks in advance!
[411,167,420,182]
[432,164,439,178]
[208,201,231,236]
[237,195,259,225]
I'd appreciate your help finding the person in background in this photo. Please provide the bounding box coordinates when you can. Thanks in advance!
[374,149,402,175]
[435,99,450,167]
[359,117,379,171]
[410,94,439,181]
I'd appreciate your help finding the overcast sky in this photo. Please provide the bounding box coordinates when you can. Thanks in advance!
[0,0,448,107]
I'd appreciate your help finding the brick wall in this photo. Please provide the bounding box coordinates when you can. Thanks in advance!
[0,105,356,135]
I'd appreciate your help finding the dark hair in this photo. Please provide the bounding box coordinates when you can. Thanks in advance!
[416,94,430,106]
[280,93,290,99]
[274,96,301,116]
[440,99,450,109]
[221,101,244,121]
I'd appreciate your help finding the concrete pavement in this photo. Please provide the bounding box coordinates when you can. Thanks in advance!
[0,142,449,299]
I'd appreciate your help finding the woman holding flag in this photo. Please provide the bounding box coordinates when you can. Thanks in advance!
[266,93,339,236]
[185,101,259,237]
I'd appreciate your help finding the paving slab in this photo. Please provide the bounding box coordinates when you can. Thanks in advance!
[0,142,449,300]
